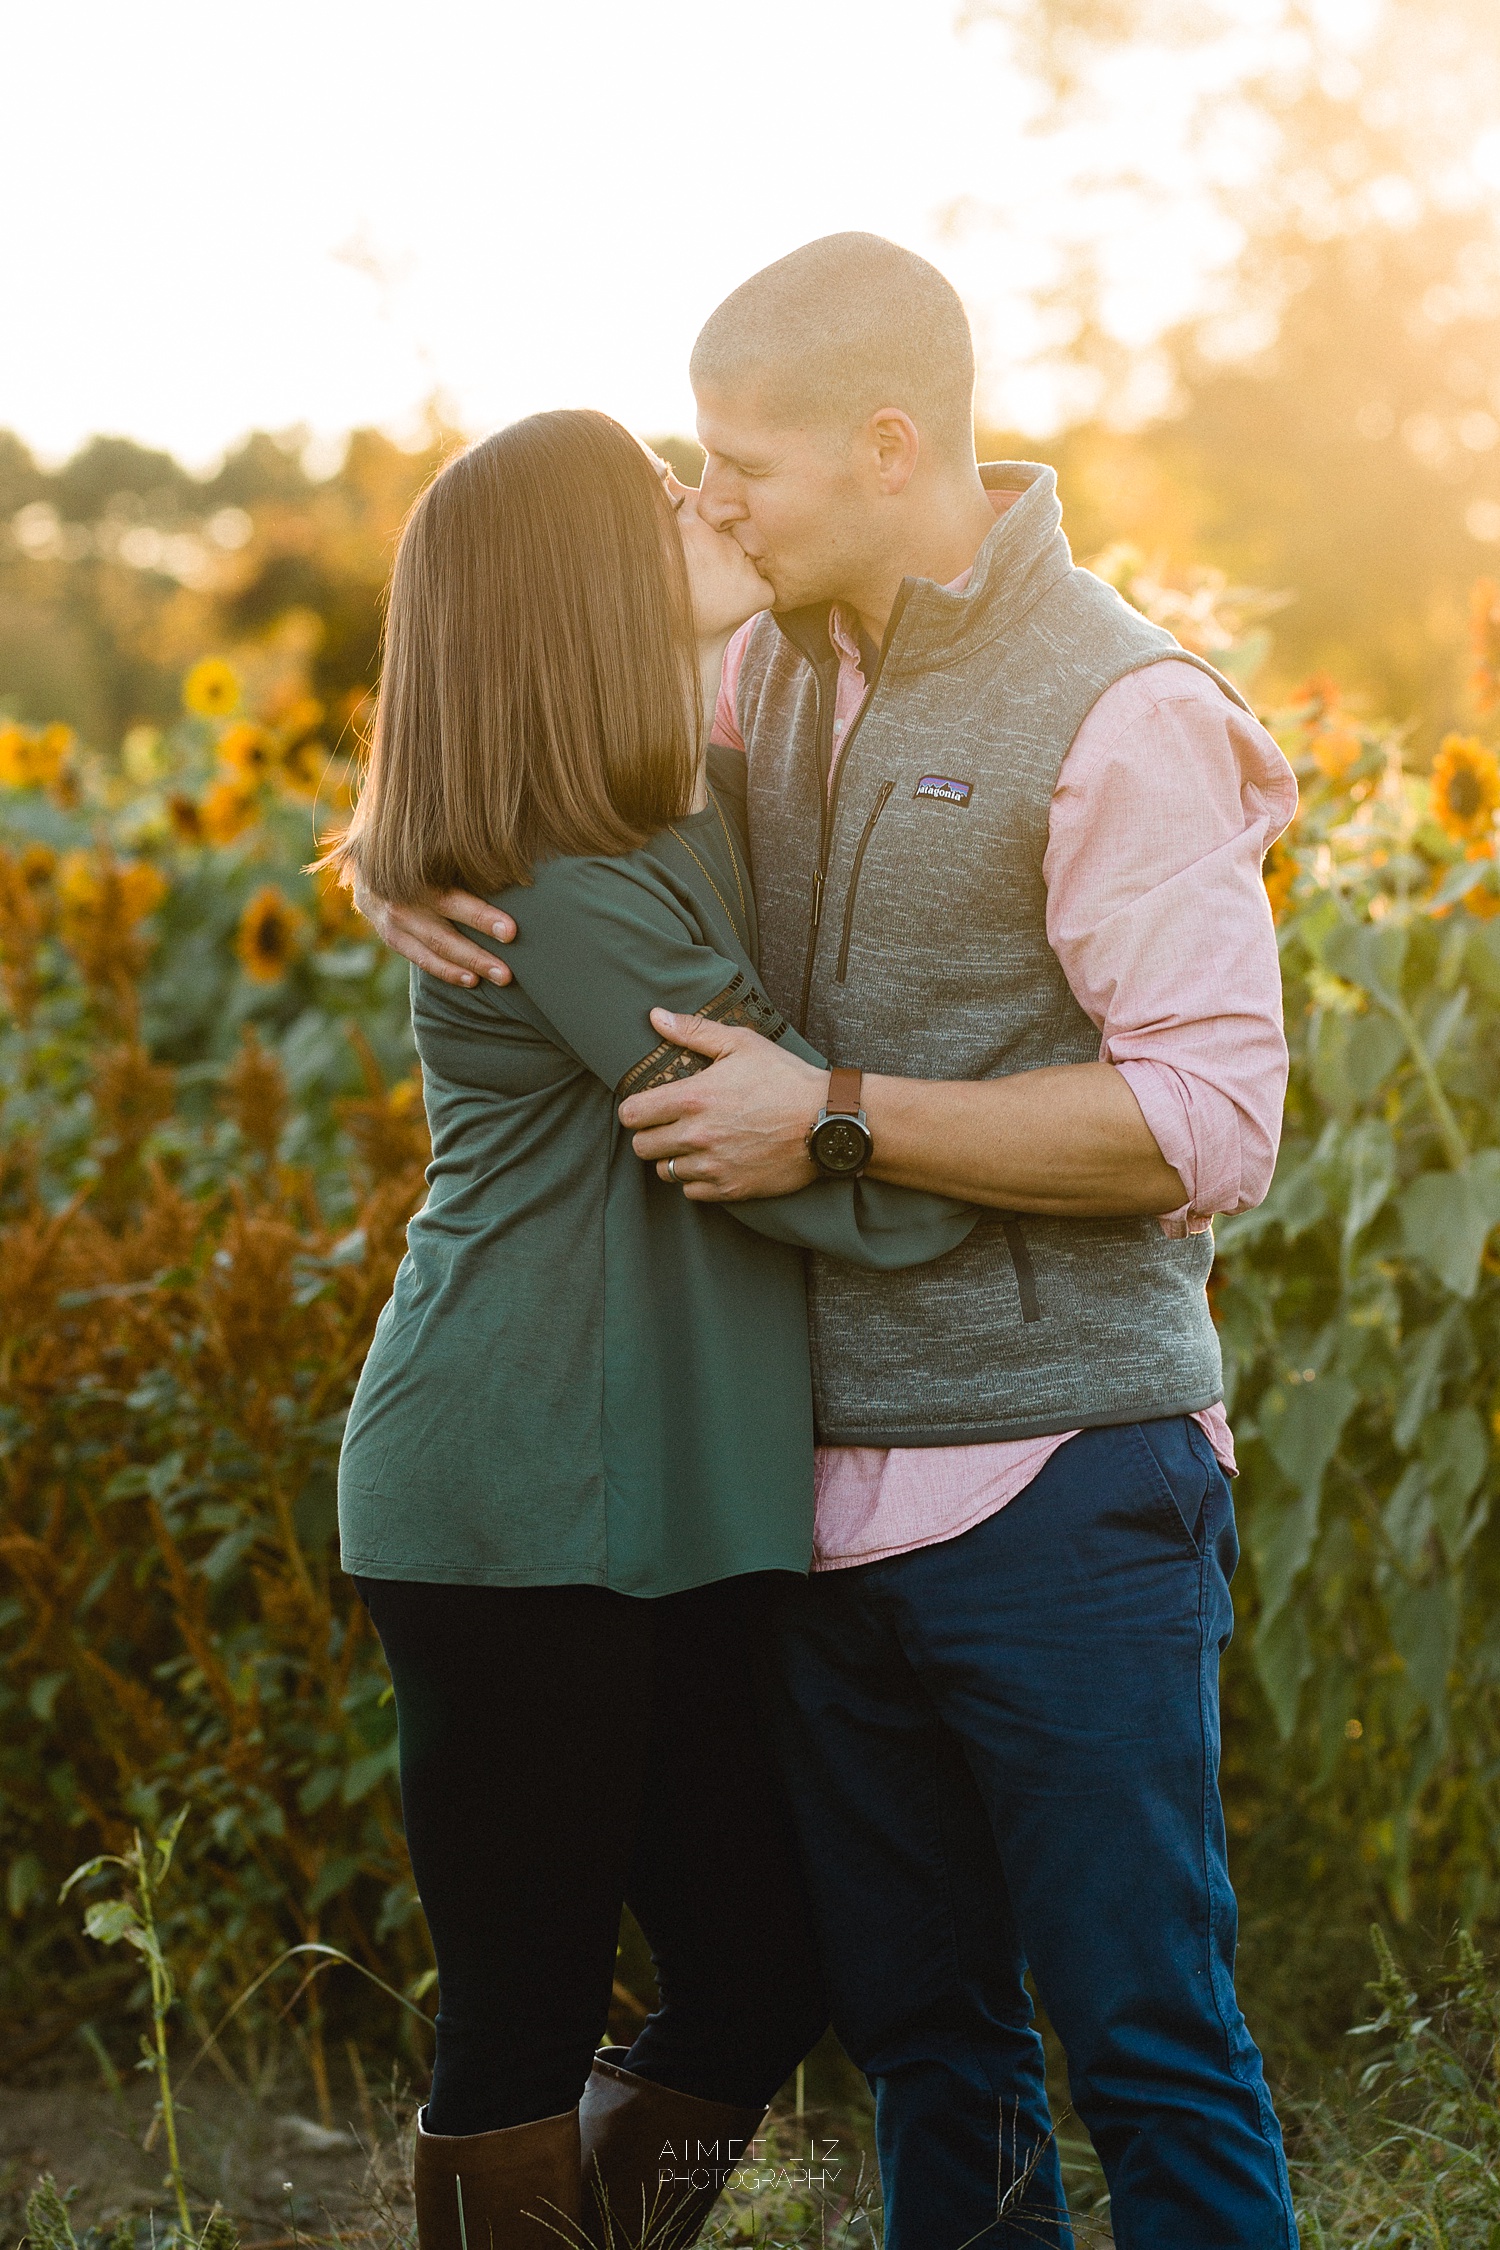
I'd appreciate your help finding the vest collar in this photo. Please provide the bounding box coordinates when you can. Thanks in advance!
[767,460,1076,683]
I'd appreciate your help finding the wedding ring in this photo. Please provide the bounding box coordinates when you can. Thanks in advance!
[667,1157,680,1183]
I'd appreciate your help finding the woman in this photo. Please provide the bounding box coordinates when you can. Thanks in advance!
[330,410,973,2250]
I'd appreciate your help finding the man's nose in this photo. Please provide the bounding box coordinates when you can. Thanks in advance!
[697,464,742,531]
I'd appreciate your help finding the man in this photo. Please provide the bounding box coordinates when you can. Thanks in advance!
[357,235,1299,2249]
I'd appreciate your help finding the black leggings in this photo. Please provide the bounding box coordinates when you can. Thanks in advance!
[358,1573,829,2135]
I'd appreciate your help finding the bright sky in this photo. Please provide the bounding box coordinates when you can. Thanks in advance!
[4,0,1250,468]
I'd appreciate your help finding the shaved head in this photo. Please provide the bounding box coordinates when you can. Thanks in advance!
[690,233,977,462]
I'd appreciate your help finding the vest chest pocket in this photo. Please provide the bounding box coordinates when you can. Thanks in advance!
[834,781,895,983]
[834,772,1026,985]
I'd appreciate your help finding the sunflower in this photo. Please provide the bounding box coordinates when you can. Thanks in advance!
[57,849,102,911]
[0,727,31,788]
[314,860,363,941]
[199,777,259,846]
[1430,733,1500,846]
[1461,868,1500,919]
[279,694,326,741]
[1471,579,1500,718]
[1293,674,1362,781]
[1312,721,1362,781]
[57,851,166,931]
[167,793,206,845]
[121,863,169,925]
[218,721,277,782]
[279,736,329,800]
[183,657,241,719]
[33,723,73,786]
[0,724,70,789]
[235,885,306,984]
[1263,836,1297,922]
[19,843,56,887]
[1296,674,1340,727]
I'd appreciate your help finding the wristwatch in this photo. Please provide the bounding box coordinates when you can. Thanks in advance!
[808,1065,873,1178]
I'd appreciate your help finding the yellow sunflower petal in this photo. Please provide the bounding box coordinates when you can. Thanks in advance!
[1430,733,1500,845]
[0,727,31,789]
[200,777,259,846]
[218,721,277,782]
[235,885,307,984]
[183,657,242,720]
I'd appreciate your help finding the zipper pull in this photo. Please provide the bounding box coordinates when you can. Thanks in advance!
[810,868,825,930]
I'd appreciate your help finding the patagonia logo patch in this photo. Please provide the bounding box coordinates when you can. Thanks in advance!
[914,774,973,807]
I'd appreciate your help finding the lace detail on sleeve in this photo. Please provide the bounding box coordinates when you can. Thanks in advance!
[615,971,789,1100]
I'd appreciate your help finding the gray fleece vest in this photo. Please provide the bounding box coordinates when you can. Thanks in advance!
[737,461,1251,1447]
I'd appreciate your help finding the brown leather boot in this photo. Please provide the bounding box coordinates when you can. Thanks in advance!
[414,2104,583,2250]
[578,2049,766,2249]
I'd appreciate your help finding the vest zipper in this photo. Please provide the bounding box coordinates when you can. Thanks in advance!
[834,781,895,983]
[999,1215,1042,1321]
[795,581,915,1032]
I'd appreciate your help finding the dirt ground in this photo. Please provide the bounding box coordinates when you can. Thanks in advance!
[0,2066,900,2250]
[0,2066,413,2249]
[0,2064,1109,2249]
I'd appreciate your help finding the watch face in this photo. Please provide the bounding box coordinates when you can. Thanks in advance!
[812,1116,870,1175]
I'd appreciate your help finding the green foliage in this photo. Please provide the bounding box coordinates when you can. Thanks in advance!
[0,664,416,1205]
[1214,703,1500,1935]
[4,525,1500,2105]
[23,2179,83,2250]
[702,2117,883,2249]
[0,724,437,2078]
[61,1814,195,2233]
[18,2179,209,2250]
[1294,1929,1500,2245]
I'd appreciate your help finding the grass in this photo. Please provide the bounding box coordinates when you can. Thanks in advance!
[1290,1929,1500,2248]
[12,1925,1500,2250]
[0,2078,887,2250]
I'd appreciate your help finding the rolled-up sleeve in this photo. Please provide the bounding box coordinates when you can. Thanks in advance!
[1043,662,1297,1227]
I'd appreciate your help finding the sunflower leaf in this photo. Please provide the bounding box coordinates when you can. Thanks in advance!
[1399,1151,1500,1298]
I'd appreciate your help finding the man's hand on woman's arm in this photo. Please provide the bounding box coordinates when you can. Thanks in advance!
[621,670,1295,1222]
[351,870,516,987]
[617,1011,1185,1213]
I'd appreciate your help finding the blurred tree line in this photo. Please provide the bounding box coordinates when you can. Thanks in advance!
[12,311,1498,753]
[0,422,458,753]
[6,0,1500,755]
[962,0,1500,735]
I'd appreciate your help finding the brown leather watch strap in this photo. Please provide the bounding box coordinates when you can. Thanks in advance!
[826,1065,864,1117]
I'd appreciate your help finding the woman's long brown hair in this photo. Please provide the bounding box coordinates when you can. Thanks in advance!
[326,410,699,903]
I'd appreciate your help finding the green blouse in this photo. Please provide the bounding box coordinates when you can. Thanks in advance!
[338,758,975,1598]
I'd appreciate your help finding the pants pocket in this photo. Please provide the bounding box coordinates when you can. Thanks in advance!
[1131,1416,1212,1555]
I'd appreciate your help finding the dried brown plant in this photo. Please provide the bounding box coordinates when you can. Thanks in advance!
[219,1025,289,1167]
[0,933,431,2087]
[0,843,55,1024]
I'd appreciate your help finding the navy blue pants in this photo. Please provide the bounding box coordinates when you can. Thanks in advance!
[766,1418,1297,2250]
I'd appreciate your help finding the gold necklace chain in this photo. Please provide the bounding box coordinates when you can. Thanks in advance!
[668,791,749,948]
[709,791,748,926]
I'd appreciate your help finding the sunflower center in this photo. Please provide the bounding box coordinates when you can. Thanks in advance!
[1447,771,1483,819]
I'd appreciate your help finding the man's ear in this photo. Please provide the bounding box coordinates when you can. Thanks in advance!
[867,408,920,496]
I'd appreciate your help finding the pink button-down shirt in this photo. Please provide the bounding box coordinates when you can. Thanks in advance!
[713,583,1296,1572]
